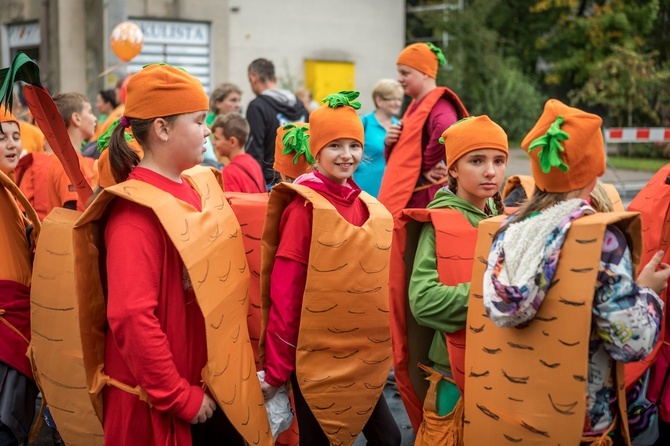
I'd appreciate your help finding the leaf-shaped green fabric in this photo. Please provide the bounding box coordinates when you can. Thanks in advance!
[281,124,314,165]
[321,90,361,110]
[97,119,134,153]
[0,52,42,125]
[426,42,447,67]
[528,115,570,174]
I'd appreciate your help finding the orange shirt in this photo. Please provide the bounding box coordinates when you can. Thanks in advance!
[46,151,94,213]
[15,152,52,220]
[19,120,46,153]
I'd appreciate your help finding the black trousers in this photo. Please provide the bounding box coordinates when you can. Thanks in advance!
[190,404,245,446]
[291,373,402,446]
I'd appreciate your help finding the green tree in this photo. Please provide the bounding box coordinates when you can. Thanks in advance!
[570,45,664,127]
[431,0,545,140]
[531,0,660,90]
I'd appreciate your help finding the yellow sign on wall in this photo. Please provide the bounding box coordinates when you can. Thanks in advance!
[304,60,355,105]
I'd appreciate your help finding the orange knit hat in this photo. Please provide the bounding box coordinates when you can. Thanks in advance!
[440,115,508,172]
[123,63,209,119]
[0,105,19,127]
[309,91,364,158]
[521,99,605,193]
[274,123,313,179]
[396,42,446,79]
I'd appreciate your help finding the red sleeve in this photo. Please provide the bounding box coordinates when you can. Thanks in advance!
[264,196,312,387]
[263,256,308,387]
[222,167,243,193]
[422,98,458,172]
[105,204,203,422]
[275,196,312,264]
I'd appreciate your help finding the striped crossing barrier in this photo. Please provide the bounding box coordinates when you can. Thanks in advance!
[604,127,670,143]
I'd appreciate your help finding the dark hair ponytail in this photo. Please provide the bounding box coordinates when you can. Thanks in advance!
[109,123,139,183]
[492,191,505,215]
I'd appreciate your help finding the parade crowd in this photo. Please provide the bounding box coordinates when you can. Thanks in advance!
[2,41,670,446]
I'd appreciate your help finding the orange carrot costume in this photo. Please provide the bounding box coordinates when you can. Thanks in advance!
[0,168,41,445]
[465,213,638,445]
[72,165,271,446]
[225,191,268,369]
[626,164,670,399]
[0,168,39,379]
[464,99,661,444]
[389,208,476,432]
[261,182,394,445]
[377,86,467,218]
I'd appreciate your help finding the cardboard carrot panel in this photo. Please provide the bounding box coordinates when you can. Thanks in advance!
[464,212,639,445]
[261,183,393,446]
[74,166,272,446]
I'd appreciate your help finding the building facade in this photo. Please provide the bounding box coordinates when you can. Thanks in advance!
[0,0,405,114]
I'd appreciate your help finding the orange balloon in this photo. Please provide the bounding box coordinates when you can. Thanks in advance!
[110,22,144,63]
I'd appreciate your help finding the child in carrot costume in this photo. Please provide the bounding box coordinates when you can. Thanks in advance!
[464,99,670,445]
[260,91,401,446]
[73,63,272,446]
[0,106,41,446]
[397,116,507,443]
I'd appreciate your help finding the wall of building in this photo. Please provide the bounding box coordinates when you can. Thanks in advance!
[226,0,405,114]
[1,0,405,115]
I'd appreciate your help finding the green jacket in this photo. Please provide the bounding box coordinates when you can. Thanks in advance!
[408,188,499,374]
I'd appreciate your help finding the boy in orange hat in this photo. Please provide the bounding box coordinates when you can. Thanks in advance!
[464,99,670,445]
[378,42,468,218]
[211,113,266,193]
[46,92,96,213]
[0,106,40,446]
[260,91,401,446]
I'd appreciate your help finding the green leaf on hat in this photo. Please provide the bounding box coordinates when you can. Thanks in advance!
[321,90,362,110]
[0,51,42,127]
[426,42,447,67]
[282,124,315,165]
[528,115,570,174]
[97,119,134,153]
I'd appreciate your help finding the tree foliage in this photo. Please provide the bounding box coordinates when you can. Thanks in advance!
[407,0,670,138]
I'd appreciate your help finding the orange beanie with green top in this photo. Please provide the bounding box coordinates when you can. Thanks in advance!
[123,63,209,119]
[274,123,313,179]
[396,42,446,79]
[308,90,364,159]
[521,99,605,193]
[440,115,508,171]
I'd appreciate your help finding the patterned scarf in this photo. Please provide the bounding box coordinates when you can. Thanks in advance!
[483,199,593,327]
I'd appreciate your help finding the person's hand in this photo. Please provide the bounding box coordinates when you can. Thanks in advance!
[190,393,217,424]
[422,162,448,184]
[637,250,670,295]
[384,124,402,147]
[261,381,279,401]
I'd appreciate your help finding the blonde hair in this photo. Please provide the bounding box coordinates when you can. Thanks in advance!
[589,181,614,213]
[371,79,403,108]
